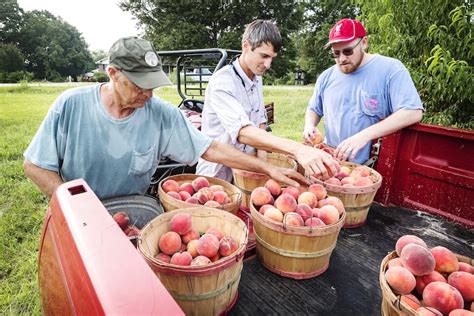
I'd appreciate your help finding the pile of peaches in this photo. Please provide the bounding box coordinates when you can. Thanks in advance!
[384,234,473,315]
[112,211,140,237]
[251,179,345,227]
[162,176,232,207]
[155,213,239,266]
[312,164,379,188]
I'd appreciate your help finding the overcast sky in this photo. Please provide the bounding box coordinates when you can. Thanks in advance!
[17,0,142,52]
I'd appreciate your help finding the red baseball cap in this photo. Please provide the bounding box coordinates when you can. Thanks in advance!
[324,18,366,48]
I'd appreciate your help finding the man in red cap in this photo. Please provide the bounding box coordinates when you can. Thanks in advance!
[303,18,424,164]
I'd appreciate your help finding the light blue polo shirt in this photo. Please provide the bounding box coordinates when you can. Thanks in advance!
[24,84,212,199]
[308,54,423,163]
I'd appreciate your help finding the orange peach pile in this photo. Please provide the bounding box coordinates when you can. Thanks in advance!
[155,213,239,266]
[112,211,140,238]
[313,165,378,188]
[251,179,345,227]
[384,234,473,315]
[162,177,232,208]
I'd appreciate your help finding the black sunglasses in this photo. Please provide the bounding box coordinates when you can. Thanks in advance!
[330,38,363,59]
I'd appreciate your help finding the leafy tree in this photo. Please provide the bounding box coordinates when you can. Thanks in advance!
[119,0,305,80]
[0,43,24,72]
[0,0,24,43]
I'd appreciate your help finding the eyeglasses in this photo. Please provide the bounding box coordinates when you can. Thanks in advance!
[330,38,363,59]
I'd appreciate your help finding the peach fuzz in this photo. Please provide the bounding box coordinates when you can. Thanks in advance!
[431,246,459,274]
[324,196,345,215]
[395,234,428,256]
[219,236,238,257]
[458,262,474,274]
[283,212,304,226]
[448,271,474,302]
[213,191,228,204]
[387,257,404,269]
[400,294,420,310]
[385,266,416,294]
[308,183,327,200]
[416,307,443,316]
[185,196,199,204]
[259,204,274,216]
[274,193,297,214]
[401,243,435,276]
[263,207,284,222]
[298,191,317,208]
[204,200,221,208]
[317,205,340,225]
[353,165,371,177]
[169,213,192,235]
[186,240,199,258]
[251,187,273,206]
[178,191,192,201]
[155,253,171,263]
[206,227,224,241]
[192,176,210,191]
[295,203,313,221]
[305,217,325,227]
[181,228,200,244]
[281,186,300,200]
[197,233,220,258]
[423,281,464,315]
[349,169,363,181]
[336,166,351,180]
[162,179,180,193]
[170,251,193,266]
[158,231,182,255]
[415,270,447,295]
[449,309,474,316]
[264,179,281,196]
[209,184,224,192]
[190,255,212,266]
[325,177,341,186]
[167,191,181,200]
[179,182,195,195]
[354,177,373,187]
[340,177,355,185]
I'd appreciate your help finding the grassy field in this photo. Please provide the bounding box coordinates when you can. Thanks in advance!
[0,83,317,314]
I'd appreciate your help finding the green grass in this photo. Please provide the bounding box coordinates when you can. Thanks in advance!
[0,83,317,314]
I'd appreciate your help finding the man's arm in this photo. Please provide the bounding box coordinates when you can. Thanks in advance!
[23,160,64,198]
[335,109,423,161]
[201,141,308,187]
[303,108,322,143]
[237,125,339,179]
[256,123,268,161]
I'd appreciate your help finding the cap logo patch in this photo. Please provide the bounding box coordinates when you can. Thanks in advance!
[334,23,343,36]
[145,51,158,66]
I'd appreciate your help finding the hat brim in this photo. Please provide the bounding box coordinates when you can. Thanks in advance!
[122,70,172,89]
[324,37,356,49]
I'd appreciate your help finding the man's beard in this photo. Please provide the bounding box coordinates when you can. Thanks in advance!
[338,51,364,74]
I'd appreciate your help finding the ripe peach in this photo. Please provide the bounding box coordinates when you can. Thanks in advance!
[169,213,192,235]
[395,235,428,256]
[178,191,192,201]
[190,255,212,266]
[401,243,436,276]
[295,203,313,221]
[197,187,214,204]
[388,258,404,269]
[340,177,355,185]
[349,169,363,181]
[448,271,474,302]
[192,176,209,191]
[311,208,319,218]
[449,309,474,316]
[206,227,224,241]
[219,236,238,257]
[180,182,195,195]
[353,165,371,177]
[181,228,200,244]
[305,217,325,227]
[342,183,355,188]
[274,193,297,214]
[259,204,274,216]
[317,205,340,225]
[210,252,221,262]
[180,243,186,252]
[162,179,180,193]
[298,192,317,208]
[250,187,273,206]
[197,233,220,258]
[311,133,324,145]
[325,177,341,186]
[415,271,447,295]
[335,166,351,180]
[187,239,199,258]
[385,266,416,294]
[158,231,182,255]
[185,196,199,204]
[308,183,327,200]
[263,207,284,222]
[431,246,459,274]
[204,200,221,208]
[458,262,474,274]
[416,307,443,315]
[423,281,464,315]
[112,211,130,230]
[209,184,224,192]
[155,253,171,263]
[281,186,300,199]
[401,294,420,310]
[283,212,304,226]
[124,225,140,237]
[264,179,281,196]
[213,191,228,204]
[354,176,373,187]
[170,251,192,266]
[325,196,345,215]
[167,191,181,200]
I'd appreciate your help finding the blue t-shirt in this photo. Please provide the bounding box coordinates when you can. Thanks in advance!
[307,54,423,163]
[24,84,212,199]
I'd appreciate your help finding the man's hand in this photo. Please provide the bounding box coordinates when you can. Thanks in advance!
[303,125,320,144]
[294,146,339,179]
[268,166,309,187]
[334,132,371,161]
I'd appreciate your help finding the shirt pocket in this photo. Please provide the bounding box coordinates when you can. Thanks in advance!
[359,90,386,119]
[129,146,158,176]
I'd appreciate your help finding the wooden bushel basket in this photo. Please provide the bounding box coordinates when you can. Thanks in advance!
[379,251,473,316]
[158,174,242,215]
[312,162,383,228]
[138,207,248,316]
[232,153,297,208]
[250,203,345,279]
